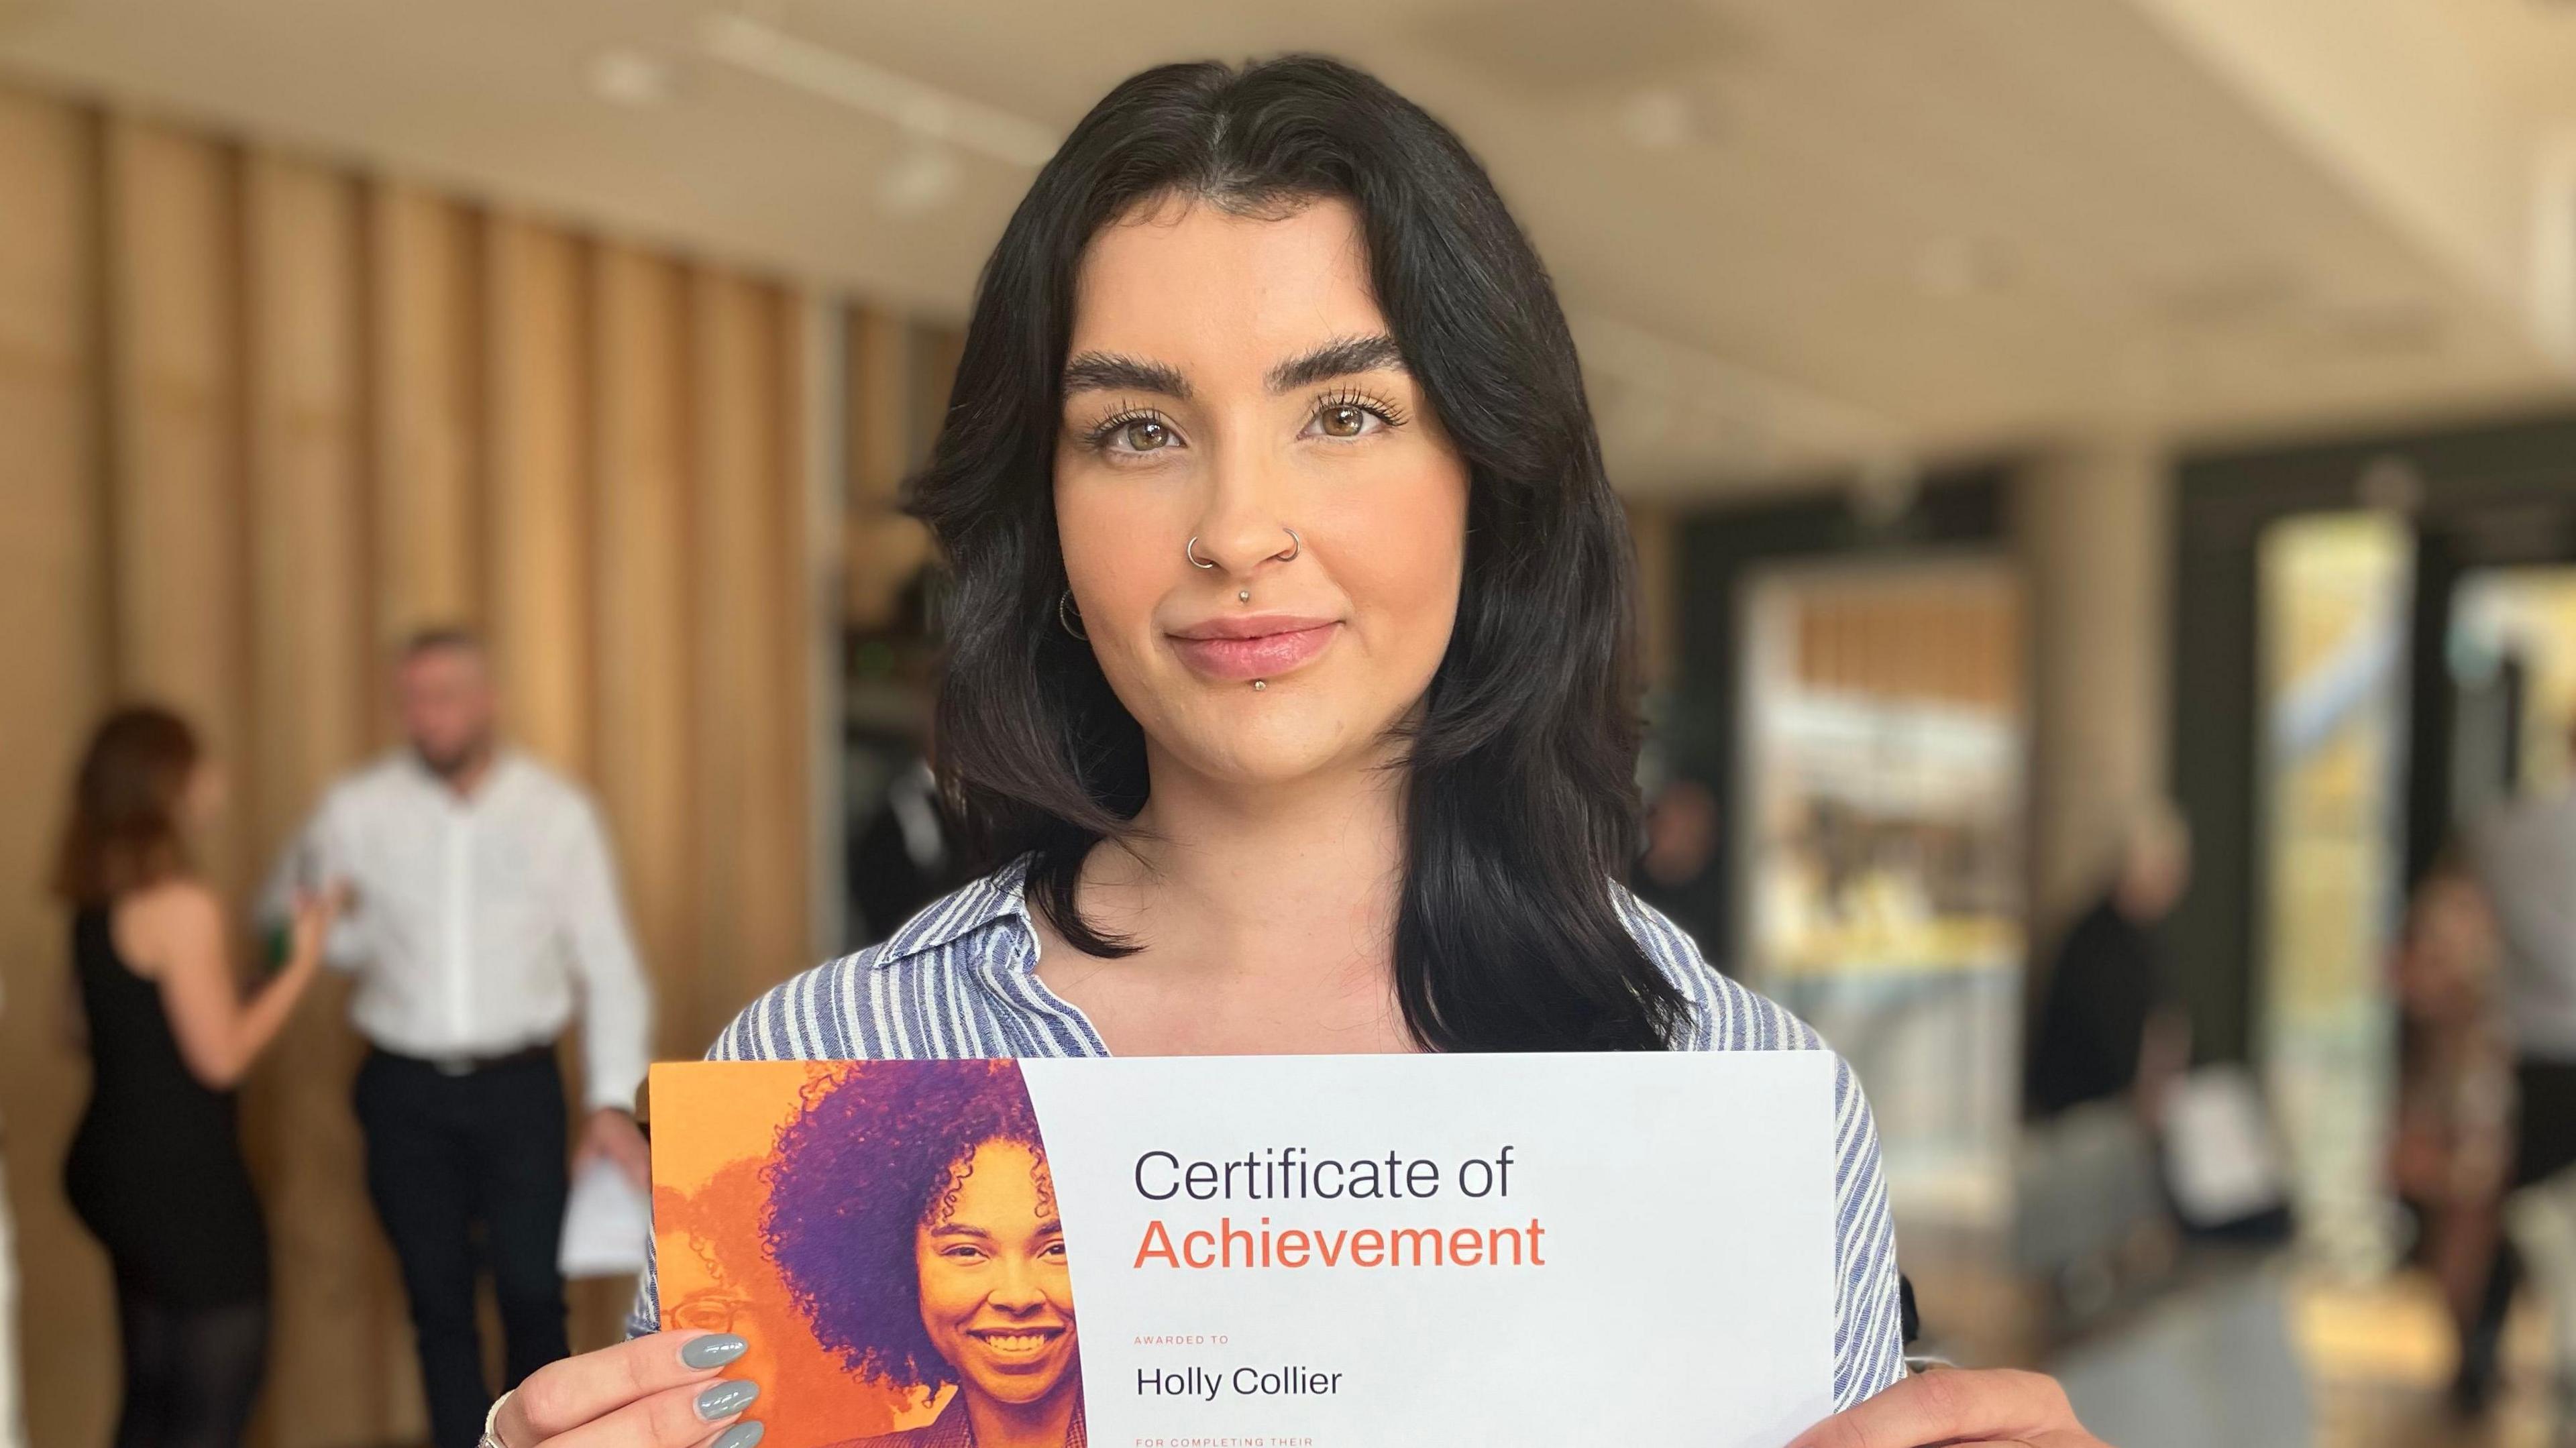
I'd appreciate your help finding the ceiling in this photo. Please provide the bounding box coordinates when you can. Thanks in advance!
[2,0,2570,495]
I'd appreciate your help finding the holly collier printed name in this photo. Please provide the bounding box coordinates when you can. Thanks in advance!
[1141,1365,1346,1400]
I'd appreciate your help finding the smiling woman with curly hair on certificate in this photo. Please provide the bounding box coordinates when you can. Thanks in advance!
[764,1061,1083,1448]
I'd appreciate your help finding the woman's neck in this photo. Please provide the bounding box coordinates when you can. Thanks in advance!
[1037,741,1417,1055]
[1108,740,1405,950]
[959,1380,1079,1448]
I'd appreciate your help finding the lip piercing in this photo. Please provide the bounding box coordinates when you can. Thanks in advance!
[1252,681,1267,691]
[1238,588,1251,602]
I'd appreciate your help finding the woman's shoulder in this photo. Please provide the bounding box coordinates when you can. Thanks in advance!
[1610,885,1826,1055]
[107,877,224,970]
[704,862,1044,1064]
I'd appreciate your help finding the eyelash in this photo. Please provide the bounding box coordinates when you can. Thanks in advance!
[1313,387,1410,432]
[1081,405,1173,453]
[1077,389,1411,454]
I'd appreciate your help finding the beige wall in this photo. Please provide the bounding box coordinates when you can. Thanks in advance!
[0,81,946,1448]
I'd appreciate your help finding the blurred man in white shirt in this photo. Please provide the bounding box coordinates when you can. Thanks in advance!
[264,628,651,1448]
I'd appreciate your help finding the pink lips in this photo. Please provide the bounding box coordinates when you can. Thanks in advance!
[1167,614,1340,681]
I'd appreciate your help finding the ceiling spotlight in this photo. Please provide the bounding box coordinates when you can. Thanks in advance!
[878,140,963,217]
[1619,89,1700,150]
[590,48,680,108]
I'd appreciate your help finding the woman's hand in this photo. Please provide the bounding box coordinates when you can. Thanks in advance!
[1787,1368,2106,1448]
[285,885,343,973]
[486,1330,761,1448]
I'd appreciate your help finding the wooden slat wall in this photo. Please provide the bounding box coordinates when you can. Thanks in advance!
[239,151,404,1447]
[486,218,593,777]
[106,118,253,893]
[0,82,849,1448]
[688,275,808,1041]
[371,184,484,643]
[0,88,115,1448]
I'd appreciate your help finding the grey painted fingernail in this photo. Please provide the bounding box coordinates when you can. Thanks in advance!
[710,1421,766,1448]
[694,1379,761,1421]
[680,1333,747,1370]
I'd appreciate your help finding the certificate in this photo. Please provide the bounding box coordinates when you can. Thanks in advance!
[649,1052,1839,1447]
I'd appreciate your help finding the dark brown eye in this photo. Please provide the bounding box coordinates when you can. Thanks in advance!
[1320,404,1366,437]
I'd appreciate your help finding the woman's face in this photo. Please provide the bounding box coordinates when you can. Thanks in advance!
[1053,194,1471,789]
[914,1140,1077,1408]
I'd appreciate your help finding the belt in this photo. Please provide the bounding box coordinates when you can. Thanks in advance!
[374,1043,556,1078]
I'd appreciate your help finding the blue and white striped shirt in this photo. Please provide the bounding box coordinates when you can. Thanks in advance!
[629,856,1909,1408]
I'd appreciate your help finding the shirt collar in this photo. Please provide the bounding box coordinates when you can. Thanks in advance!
[398,744,523,807]
[871,854,1035,968]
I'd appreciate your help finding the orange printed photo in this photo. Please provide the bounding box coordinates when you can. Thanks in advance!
[651,1060,1085,1448]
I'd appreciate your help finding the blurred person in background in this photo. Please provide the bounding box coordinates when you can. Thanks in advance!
[2461,718,2576,1410]
[2387,849,2514,1412]
[261,628,652,1448]
[847,751,966,945]
[1632,774,1723,952]
[51,706,335,1448]
[2026,808,2194,1123]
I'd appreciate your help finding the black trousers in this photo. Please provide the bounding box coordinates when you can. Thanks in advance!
[2459,1058,2576,1401]
[354,1048,570,1448]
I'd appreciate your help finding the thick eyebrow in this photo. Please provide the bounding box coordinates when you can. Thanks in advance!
[926,1219,1063,1239]
[1062,351,1190,400]
[1266,333,1407,393]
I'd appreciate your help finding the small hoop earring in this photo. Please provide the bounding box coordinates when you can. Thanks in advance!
[1185,536,1216,569]
[1057,590,1087,641]
[1273,527,1301,562]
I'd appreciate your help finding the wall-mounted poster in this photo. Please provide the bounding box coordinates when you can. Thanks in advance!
[649,1053,1840,1448]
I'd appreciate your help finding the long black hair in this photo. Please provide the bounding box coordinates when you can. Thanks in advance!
[912,54,1685,1051]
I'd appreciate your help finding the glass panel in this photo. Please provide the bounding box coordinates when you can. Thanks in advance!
[2256,511,2412,1278]
[1738,557,2026,1230]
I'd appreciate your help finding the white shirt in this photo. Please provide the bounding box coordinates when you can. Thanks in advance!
[2475,787,2576,1061]
[263,749,652,1111]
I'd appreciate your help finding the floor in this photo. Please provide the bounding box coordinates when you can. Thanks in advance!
[2043,1264,2567,1447]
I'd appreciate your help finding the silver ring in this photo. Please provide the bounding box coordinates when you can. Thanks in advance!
[1186,536,1216,569]
[478,1389,515,1448]
[1274,527,1301,562]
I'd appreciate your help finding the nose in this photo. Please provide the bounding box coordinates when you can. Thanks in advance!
[1188,439,1300,579]
[986,1254,1049,1312]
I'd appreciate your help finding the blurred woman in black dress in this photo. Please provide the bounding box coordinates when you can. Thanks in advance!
[51,706,333,1448]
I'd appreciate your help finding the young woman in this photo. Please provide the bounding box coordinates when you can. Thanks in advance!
[763,1062,1079,1448]
[481,56,2106,1448]
[53,706,334,1448]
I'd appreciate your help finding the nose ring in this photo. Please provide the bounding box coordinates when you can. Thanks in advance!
[1185,529,1302,570]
